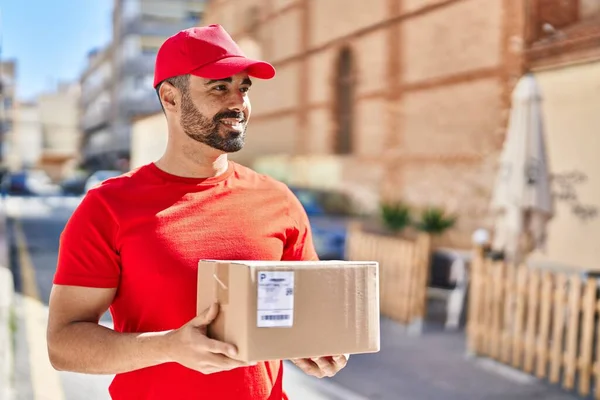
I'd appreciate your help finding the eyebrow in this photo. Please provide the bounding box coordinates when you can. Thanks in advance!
[205,77,253,86]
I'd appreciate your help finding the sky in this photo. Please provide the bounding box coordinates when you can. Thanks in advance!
[1,0,113,101]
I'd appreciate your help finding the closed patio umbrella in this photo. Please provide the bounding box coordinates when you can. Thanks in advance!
[490,73,553,263]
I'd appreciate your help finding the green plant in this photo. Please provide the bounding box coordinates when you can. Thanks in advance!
[414,207,457,235]
[380,201,412,233]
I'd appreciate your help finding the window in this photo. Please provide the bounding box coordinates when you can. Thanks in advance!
[141,45,159,55]
[186,11,200,24]
[121,36,141,61]
[125,73,154,97]
[526,0,600,68]
[529,0,581,42]
[1,120,13,134]
[140,36,164,55]
[333,47,355,155]
[122,0,141,21]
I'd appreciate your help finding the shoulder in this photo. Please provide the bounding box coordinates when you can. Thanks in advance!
[231,162,294,196]
[85,166,147,199]
[232,162,309,217]
[78,165,150,217]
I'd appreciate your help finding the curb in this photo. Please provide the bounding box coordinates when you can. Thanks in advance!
[0,265,14,400]
[0,198,15,400]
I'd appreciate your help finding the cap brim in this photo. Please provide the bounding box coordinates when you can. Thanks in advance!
[191,56,276,80]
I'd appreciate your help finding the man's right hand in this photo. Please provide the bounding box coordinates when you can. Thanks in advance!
[165,303,253,374]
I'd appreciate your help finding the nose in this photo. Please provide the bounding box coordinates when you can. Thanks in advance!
[227,91,248,113]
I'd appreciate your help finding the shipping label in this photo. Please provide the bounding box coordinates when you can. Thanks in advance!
[257,271,294,328]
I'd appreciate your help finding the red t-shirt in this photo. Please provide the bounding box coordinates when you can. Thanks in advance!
[53,161,318,400]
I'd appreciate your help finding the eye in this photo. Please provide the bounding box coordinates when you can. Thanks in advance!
[240,86,251,93]
[213,85,227,92]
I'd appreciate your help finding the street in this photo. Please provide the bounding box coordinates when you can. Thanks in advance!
[4,195,366,400]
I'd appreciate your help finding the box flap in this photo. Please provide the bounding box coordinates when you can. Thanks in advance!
[199,259,378,268]
[197,261,231,311]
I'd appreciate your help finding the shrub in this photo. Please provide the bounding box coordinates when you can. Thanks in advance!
[414,207,457,235]
[380,201,412,233]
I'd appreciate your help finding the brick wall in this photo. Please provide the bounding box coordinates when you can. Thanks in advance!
[203,0,524,248]
[309,0,388,48]
[580,0,600,19]
[402,0,503,83]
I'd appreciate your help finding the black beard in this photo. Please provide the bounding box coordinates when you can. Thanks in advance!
[180,92,246,153]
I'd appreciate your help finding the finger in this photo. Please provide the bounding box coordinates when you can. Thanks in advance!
[193,303,219,326]
[312,357,337,377]
[292,358,322,377]
[207,353,255,371]
[332,354,349,368]
[200,336,238,358]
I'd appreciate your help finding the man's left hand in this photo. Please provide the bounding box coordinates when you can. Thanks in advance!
[290,354,349,378]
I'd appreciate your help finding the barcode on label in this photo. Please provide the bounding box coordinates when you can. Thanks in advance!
[261,314,290,321]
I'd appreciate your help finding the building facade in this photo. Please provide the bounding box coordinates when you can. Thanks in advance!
[203,0,527,247]
[203,0,600,252]
[108,0,206,169]
[36,83,81,180]
[130,112,168,170]
[525,0,600,269]
[10,102,43,171]
[79,0,207,171]
[0,60,17,170]
[79,46,114,170]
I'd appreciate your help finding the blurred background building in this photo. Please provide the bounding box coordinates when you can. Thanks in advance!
[78,0,207,171]
[37,82,81,180]
[0,60,17,169]
[5,82,80,180]
[79,46,114,171]
[10,101,42,171]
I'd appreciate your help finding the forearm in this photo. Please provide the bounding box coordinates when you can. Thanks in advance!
[48,322,172,374]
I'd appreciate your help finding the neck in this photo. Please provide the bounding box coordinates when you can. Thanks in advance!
[156,136,230,179]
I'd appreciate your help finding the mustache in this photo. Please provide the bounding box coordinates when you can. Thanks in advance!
[213,110,246,123]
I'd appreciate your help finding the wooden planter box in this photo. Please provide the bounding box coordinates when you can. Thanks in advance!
[346,222,432,333]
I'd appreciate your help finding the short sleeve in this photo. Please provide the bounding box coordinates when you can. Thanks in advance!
[281,188,319,262]
[53,190,121,288]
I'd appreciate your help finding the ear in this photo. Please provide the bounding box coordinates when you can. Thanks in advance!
[159,83,179,112]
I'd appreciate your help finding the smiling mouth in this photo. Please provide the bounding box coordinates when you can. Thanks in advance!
[219,119,245,131]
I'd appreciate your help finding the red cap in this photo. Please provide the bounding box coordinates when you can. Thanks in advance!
[153,24,276,88]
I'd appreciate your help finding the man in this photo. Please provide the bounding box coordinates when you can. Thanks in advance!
[47,24,347,399]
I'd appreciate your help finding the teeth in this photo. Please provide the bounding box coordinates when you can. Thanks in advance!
[221,120,243,126]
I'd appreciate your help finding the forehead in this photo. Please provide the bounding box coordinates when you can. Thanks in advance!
[190,72,251,87]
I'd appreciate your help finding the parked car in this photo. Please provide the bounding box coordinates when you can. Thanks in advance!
[84,170,122,192]
[0,171,29,196]
[26,170,62,196]
[0,169,61,196]
[288,186,361,260]
[60,173,89,196]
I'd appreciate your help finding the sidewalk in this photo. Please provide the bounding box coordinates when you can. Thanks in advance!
[0,199,15,400]
[0,266,14,400]
[327,318,578,400]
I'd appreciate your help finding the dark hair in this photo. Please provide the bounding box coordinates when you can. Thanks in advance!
[155,74,191,113]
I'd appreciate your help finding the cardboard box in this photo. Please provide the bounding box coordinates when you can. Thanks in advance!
[197,260,380,362]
